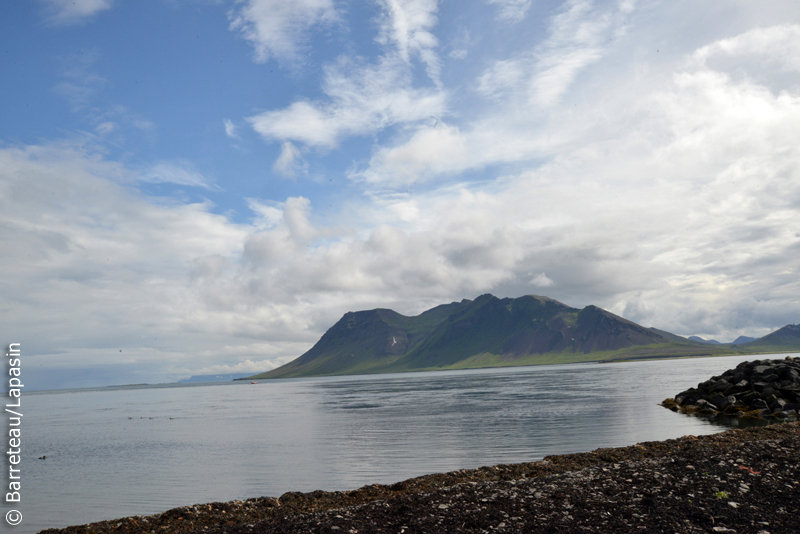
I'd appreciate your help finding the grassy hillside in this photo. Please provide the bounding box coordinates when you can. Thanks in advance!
[249,295,800,380]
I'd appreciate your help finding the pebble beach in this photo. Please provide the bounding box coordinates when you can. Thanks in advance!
[42,421,800,534]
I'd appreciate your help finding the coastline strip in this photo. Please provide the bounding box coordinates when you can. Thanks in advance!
[41,421,800,534]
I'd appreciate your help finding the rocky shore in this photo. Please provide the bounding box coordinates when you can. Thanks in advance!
[663,356,800,420]
[42,422,800,534]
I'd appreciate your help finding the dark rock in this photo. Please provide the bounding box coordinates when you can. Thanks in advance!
[739,391,758,404]
[666,357,800,420]
[770,398,787,411]
[709,395,730,410]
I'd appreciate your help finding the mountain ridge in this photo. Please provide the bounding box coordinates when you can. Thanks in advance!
[251,295,800,380]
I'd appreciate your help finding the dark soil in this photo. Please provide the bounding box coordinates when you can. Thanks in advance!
[42,422,800,534]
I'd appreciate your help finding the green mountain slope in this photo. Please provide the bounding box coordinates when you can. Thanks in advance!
[251,295,800,380]
[252,295,800,378]
[257,300,470,378]
[736,324,800,352]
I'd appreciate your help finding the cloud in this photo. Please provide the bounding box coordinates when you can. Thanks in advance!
[272,141,307,177]
[9,9,800,389]
[350,22,800,338]
[477,0,633,106]
[228,0,339,64]
[528,0,629,107]
[39,0,112,26]
[376,0,441,83]
[692,24,800,72]
[0,144,249,366]
[52,51,156,145]
[247,0,447,173]
[476,59,526,99]
[224,119,240,139]
[141,162,223,191]
[52,49,106,110]
[356,0,636,186]
[248,55,447,148]
[487,0,531,22]
[530,273,554,288]
[356,123,469,184]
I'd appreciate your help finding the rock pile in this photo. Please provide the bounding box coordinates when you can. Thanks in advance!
[663,356,800,419]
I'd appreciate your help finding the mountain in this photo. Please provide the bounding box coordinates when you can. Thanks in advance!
[251,296,800,380]
[731,335,757,345]
[253,294,750,380]
[736,324,800,351]
[688,336,722,344]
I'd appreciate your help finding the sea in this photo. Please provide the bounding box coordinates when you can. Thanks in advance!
[6,354,793,533]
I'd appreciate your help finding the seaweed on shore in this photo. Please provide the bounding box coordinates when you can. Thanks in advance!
[41,422,800,534]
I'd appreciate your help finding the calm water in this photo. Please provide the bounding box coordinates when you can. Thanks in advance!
[6,354,790,533]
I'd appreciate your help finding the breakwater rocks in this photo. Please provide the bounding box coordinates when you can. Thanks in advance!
[663,356,800,419]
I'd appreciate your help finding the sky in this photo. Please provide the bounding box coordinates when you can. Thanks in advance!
[2,0,800,390]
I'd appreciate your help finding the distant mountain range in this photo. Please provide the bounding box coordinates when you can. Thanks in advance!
[178,373,253,383]
[688,335,757,345]
[250,294,800,380]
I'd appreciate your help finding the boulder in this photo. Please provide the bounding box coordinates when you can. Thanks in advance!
[663,356,800,420]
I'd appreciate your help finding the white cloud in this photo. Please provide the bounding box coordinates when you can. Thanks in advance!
[142,162,223,191]
[11,5,800,389]
[530,273,554,288]
[528,0,624,107]
[487,0,531,23]
[476,0,634,106]
[376,0,441,83]
[476,59,526,99]
[224,119,240,139]
[272,141,306,177]
[0,144,248,356]
[247,0,447,169]
[95,121,116,135]
[248,55,447,148]
[228,0,339,64]
[356,123,469,184]
[692,24,800,72]
[40,0,112,26]
[356,0,636,186]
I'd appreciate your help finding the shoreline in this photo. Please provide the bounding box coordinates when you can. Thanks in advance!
[42,421,800,534]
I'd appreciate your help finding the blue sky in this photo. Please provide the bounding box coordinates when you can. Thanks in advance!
[3,0,800,390]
